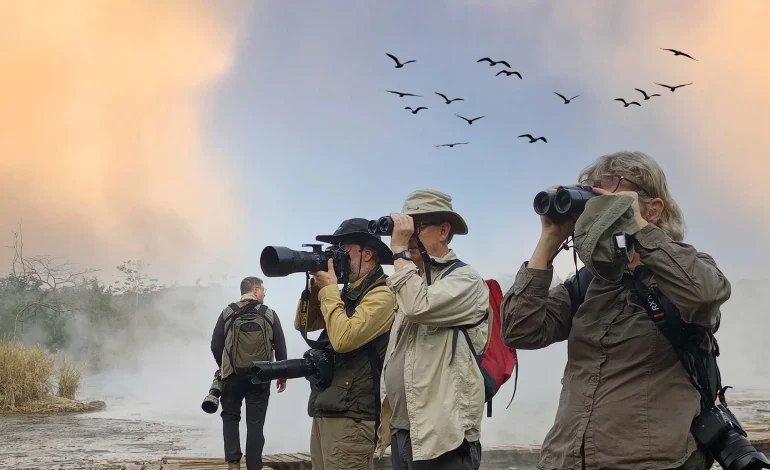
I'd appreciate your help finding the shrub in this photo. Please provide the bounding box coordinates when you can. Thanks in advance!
[0,340,54,410]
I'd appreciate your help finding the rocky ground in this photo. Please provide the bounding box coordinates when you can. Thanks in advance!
[2,396,769,470]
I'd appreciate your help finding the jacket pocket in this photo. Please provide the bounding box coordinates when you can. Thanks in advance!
[314,378,353,413]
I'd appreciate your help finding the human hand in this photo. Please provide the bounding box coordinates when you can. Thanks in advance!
[591,187,648,229]
[277,379,286,393]
[311,259,338,289]
[389,212,414,252]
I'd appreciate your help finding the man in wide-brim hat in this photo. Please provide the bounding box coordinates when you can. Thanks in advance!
[293,217,397,470]
[376,190,490,470]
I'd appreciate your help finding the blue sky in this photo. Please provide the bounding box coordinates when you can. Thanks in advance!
[202,1,768,287]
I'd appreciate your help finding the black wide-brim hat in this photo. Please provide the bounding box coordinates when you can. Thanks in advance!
[316,218,393,265]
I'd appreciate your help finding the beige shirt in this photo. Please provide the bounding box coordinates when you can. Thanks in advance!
[377,250,490,461]
[500,223,731,470]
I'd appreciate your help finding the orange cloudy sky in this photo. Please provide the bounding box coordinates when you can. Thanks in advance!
[0,1,249,280]
[0,1,768,285]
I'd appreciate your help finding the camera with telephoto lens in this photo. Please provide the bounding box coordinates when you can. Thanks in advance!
[251,348,335,390]
[691,403,770,470]
[260,243,351,284]
[533,185,597,219]
[367,216,393,236]
[201,370,223,414]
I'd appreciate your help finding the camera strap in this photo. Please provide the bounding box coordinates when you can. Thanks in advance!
[298,271,331,350]
[620,272,715,410]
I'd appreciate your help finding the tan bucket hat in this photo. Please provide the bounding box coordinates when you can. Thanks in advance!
[401,189,469,235]
[574,195,641,283]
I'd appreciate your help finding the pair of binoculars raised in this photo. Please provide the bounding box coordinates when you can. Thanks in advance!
[533,185,596,219]
[367,217,393,236]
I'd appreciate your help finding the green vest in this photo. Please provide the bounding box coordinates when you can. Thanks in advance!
[308,267,391,421]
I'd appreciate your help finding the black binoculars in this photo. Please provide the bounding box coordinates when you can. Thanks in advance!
[367,216,393,236]
[533,185,597,219]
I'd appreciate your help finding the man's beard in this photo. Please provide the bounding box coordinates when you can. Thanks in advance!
[348,266,361,283]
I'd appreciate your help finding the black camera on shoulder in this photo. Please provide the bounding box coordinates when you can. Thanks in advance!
[533,185,596,219]
[259,243,351,284]
[251,347,335,391]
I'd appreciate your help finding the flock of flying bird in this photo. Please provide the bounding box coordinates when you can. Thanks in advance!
[384,47,697,148]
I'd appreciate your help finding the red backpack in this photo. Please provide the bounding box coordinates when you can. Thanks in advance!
[479,279,518,416]
[444,263,519,417]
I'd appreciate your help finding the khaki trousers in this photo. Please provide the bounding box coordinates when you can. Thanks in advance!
[310,416,376,470]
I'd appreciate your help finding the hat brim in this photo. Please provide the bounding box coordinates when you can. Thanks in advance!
[405,210,469,235]
[315,232,394,265]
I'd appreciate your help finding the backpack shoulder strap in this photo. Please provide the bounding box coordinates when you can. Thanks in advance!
[440,260,468,281]
[563,267,594,316]
[255,304,273,326]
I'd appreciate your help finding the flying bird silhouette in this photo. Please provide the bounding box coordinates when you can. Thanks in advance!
[435,92,464,104]
[386,90,422,98]
[386,53,416,68]
[405,106,427,114]
[477,57,511,68]
[634,88,660,100]
[496,70,522,79]
[455,114,485,125]
[614,98,641,107]
[435,142,469,148]
[554,92,580,104]
[661,48,697,61]
[518,134,547,143]
[654,82,693,92]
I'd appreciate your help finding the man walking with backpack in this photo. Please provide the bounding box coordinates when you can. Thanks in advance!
[377,189,490,470]
[211,276,288,470]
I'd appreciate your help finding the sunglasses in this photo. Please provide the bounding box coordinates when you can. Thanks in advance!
[580,174,652,196]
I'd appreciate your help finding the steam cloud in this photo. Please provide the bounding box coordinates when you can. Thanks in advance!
[0,1,247,278]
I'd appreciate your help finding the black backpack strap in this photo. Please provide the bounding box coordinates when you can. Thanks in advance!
[442,260,489,365]
[449,314,487,365]
[563,267,594,316]
[505,354,519,411]
[223,301,252,333]
[440,260,468,281]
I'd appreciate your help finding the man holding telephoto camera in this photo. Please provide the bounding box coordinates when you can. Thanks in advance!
[293,218,397,470]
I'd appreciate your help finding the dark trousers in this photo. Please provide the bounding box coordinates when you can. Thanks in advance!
[390,429,481,470]
[220,375,270,470]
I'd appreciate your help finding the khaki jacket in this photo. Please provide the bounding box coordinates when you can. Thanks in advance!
[377,251,490,461]
[500,223,731,470]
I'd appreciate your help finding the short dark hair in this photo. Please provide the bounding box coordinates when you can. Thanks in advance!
[240,276,263,295]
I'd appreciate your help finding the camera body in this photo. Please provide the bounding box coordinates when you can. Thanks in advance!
[260,243,351,284]
[201,370,223,414]
[251,347,335,391]
[692,403,770,470]
[533,185,596,219]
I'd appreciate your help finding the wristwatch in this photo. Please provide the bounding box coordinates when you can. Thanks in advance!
[393,250,412,261]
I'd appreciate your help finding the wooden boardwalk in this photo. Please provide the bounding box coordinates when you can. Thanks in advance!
[118,425,770,470]
[160,453,312,470]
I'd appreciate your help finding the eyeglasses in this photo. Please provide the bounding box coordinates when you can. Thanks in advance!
[256,286,267,294]
[414,221,444,236]
[580,174,652,196]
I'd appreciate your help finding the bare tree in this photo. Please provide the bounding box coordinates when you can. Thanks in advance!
[5,223,97,338]
[112,259,166,317]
